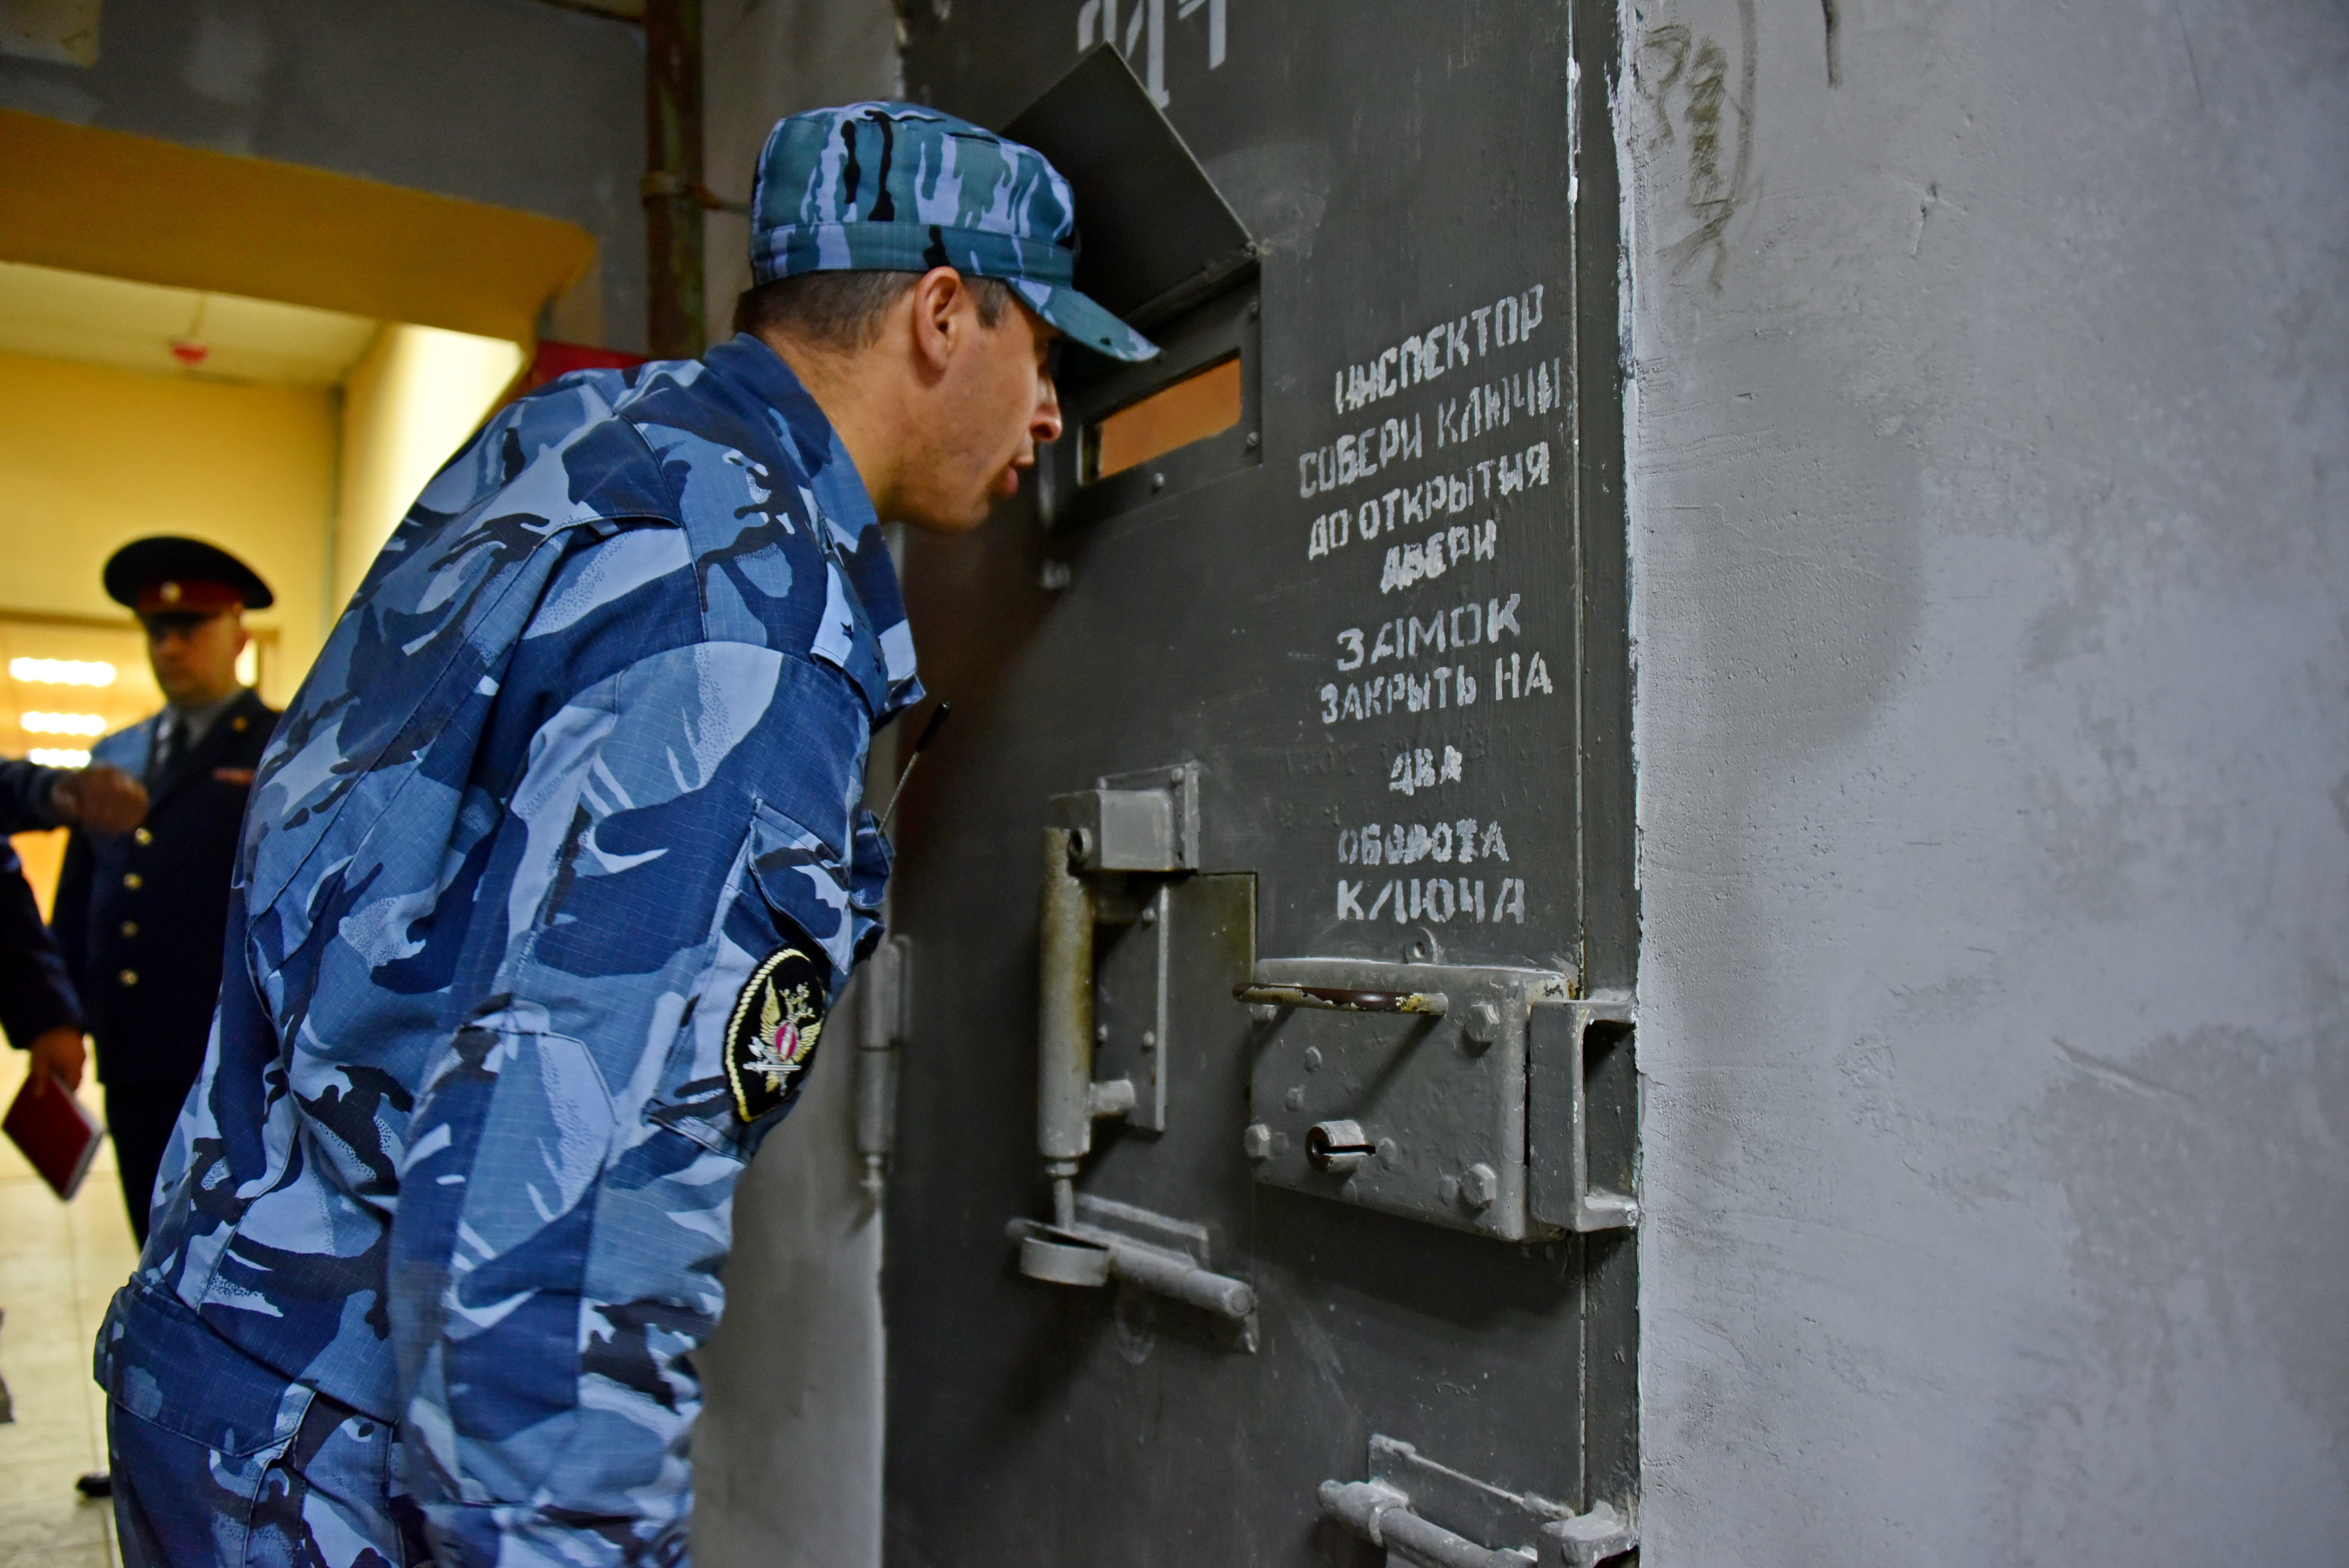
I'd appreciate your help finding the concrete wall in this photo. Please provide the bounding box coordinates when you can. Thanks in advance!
[1622,1,2348,1561]
[689,7,898,1566]
[0,0,646,349]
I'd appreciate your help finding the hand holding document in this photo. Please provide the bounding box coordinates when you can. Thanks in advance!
[3,1071,105,1201]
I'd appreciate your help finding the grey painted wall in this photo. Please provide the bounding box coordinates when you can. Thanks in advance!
[700,0,898,347]
[0,0,647,349]
[1622,1,2348,1561]
[690,8,897,1566]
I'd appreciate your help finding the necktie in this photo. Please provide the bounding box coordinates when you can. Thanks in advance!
[148,715,177,786]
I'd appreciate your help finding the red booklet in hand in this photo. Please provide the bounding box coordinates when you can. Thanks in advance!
[4,1074,105,1201]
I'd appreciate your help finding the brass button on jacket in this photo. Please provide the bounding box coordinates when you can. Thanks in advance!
[133,827,153,846]
[122,872,143,889]
[118,969,139,987]
[120,921,138,937]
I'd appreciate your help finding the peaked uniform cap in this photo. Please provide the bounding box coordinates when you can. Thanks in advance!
[103,535,274,613]
[750,101,1158,363]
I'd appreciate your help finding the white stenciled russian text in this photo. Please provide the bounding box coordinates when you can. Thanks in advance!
[1335,876,1527,925]
[1339,818,1508,866]
[1433,361,1565,449]
[1331,285,1549,417]
[1387,745,1465,796]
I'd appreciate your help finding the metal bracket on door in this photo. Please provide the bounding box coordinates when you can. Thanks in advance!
[1016,764,1256,1344]
[1318,1435,1637,1568]
[1008,1192,1256,1348]
[1527,993,1639,1233]
[1242,962,1637,1240]
[1037,765,1199,1196]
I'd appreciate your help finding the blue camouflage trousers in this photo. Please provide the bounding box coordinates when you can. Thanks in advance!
[103,1285,431,1567]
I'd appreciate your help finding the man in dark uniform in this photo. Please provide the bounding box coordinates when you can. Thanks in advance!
[51,538,279,1242]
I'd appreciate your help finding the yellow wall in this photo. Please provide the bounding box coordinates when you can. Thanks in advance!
[0,349,333,706]
[335,325,527,608]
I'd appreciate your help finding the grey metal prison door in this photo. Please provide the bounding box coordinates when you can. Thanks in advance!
[880,6,1635,1564]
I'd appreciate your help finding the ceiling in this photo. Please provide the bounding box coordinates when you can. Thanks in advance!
[0,258,379,387]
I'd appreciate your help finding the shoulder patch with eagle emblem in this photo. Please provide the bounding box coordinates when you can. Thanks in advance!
[723,944,828,1122]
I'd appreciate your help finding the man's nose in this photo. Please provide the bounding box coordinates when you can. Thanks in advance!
[1032,374,1064,446]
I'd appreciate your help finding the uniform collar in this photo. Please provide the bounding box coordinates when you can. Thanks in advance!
[698,332,922,724]
[162,686,246,748]
[703,333,883,546]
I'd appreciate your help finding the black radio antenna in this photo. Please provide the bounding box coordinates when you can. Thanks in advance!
[879,700,952,829]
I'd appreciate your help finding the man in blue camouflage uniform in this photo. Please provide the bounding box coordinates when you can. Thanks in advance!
[97,102,1154,1567]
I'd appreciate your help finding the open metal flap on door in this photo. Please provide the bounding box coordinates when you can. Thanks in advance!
[1000,43,1256,330]
[1009,46,1265,536]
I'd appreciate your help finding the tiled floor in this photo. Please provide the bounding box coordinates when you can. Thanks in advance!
[0,1047,133,1567]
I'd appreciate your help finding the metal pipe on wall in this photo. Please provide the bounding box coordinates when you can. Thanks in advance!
[642,0,705,359]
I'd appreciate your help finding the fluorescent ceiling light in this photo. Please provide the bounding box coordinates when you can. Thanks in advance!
[10,658,116,686]
[21,712,107,735]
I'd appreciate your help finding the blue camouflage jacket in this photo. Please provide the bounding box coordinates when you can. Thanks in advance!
[102,335,918,1561]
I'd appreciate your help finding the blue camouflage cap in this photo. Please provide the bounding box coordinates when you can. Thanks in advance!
[750,102,1159,362]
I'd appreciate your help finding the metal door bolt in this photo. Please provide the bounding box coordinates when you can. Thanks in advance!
[1459,1163,1498,1210]
[1242,1123,1275,1160]
[1464,1001,1502,1048]
[1308,1119,1374,1175]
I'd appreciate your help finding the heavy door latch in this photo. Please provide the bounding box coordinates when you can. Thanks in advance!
[1015,765,1257,1343]
[1243,959,1636,1240]
[1319,1435,1636,1568]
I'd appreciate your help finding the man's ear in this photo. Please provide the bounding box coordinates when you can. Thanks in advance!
[907,266,968,376]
